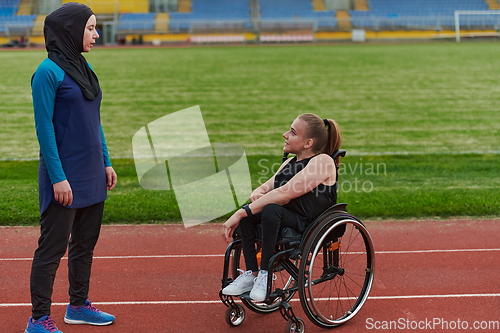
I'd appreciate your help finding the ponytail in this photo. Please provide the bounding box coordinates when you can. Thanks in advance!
[298,113,342,165]
[325,119,342,165]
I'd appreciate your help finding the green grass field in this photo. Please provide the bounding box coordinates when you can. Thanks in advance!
[1,42,499,225]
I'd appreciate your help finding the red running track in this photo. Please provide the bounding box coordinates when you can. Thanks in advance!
[1,219,499,333]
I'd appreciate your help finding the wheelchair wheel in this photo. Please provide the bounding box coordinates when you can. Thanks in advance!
[298,214,375,328]
[285,318,305,333]
[225,304,245,327]
[231,243,297,314]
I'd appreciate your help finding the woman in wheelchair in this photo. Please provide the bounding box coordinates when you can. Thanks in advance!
[222,113,341,302]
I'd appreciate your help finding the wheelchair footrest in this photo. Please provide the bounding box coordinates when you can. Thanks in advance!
[236,291,251,300]
[219,291,238,308]
[237,291,281,305]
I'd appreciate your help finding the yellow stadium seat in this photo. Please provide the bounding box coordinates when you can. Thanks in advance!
[485,0,500,10]
[32,15,46,36]
[178,0,191,13]
[16,0,32,15]
[312,0,326,11]
[155,12,169,33]
[119,0,149,13]
[336,10,352,30]
[61,0,148,14]
[354,0,369,11]
[61,0,113,14]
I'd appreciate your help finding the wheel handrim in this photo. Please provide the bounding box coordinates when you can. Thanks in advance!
[306,219,374,325]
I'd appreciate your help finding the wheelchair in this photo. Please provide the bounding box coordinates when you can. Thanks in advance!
[219,150,375,332]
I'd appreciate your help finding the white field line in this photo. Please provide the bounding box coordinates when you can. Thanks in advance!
[2,150,500,162]
[2,293,500,308]
[1,248,499,261]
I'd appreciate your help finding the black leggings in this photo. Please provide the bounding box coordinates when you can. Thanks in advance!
[30,201,104,320]
[239,203,301,271]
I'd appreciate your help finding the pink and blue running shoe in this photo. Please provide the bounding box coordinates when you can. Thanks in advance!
[25,316,62,333]
[64,300,115,326]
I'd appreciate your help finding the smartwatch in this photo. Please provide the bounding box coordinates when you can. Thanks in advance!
[242,203,254,220]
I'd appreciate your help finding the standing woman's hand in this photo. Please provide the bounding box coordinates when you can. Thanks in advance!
[105,166,117,190]
[53,180,73,206]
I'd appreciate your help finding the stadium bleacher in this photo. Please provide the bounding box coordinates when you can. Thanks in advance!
[168,12,191,30]
[82,0,500,38]
[368,0,487,16]
[169,0,252,32]
[191,0,250,19]
[117,13,157,32]
[2,0,500,45]
[112,0,500,42]
[0,0,36,34]
[349,0,496,29]
[0,0,19,16]
[259,0,337,29]
[314,10,338,28]
[260,0,314,18]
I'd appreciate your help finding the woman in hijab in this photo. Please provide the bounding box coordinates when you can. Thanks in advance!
[27,3,116,332]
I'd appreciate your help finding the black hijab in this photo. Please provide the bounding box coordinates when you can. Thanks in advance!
[44,2,100,100]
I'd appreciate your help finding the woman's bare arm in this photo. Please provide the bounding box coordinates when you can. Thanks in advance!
[249,157,293,202]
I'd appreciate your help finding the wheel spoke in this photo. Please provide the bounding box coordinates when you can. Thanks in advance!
[343,271,367,277]
[334,273,344,317]
[340,273,360,300]
[344,271,365,290]
[340,224,358,259]
[339,227,361,264]
[341,244,367,268]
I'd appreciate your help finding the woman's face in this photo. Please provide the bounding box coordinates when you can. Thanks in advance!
[283,117,311,154]
[83,14,99,52]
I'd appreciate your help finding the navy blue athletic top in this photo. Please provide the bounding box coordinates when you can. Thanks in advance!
[274,155,337,233]
[32,58,111,215]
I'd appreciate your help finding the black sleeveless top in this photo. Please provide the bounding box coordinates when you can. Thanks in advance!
[274,155,337,233]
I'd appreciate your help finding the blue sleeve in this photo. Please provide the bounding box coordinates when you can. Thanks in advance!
[89,61,111,168]
[100,124,112,167]
[31,59,66,184]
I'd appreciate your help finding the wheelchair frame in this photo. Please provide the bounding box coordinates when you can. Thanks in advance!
[219,150,375,332]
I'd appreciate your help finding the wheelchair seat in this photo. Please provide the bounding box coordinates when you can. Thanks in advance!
[234,224,303,247]
[276,227,303,245]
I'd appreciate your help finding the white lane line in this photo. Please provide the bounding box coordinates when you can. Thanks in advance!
[1,248,499,261]
[0,254,224,261]
[2,293,500,307]
[0,301,222,307]
[367,293,500,300]
[376,248,500,254]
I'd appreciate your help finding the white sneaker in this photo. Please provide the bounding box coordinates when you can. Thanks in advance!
[250,270,269,302]
[222,269,255,296]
